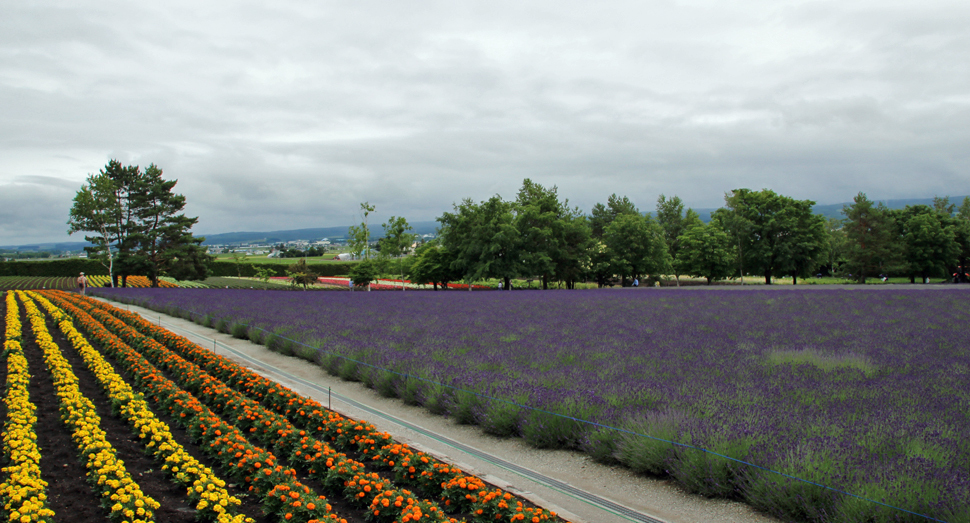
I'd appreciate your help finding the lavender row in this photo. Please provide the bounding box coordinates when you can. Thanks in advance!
[93,287,970,522]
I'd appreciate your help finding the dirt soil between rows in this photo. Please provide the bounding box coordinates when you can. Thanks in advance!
[99,296,783,523]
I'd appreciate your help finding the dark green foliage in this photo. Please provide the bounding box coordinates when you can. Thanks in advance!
[398,376,423,406]
[205,262,355,278]
[67,159,209,287]
[450,390,482,425]
[841,192,898,282]
[674,222,734,284]
[375,370,399,398]
[0,259,110,277]
[589,193,639,239]
[601,213,670,284]
[656,194,703,285]
[515,179,591,289]
[348,259,380,287]
[407,241,461,290]
[480,401,521,438]
[230,322,249,339]
[287,258,318,290]
[715,188,827,284]
[892,203,962,281]
[437,195,521,286]
[521,410,586,449]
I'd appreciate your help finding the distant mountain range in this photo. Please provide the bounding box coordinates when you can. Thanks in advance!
[4,196,966,251]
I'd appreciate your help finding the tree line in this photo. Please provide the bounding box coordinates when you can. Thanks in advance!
[67,161,970,289]
[392,180,970,289]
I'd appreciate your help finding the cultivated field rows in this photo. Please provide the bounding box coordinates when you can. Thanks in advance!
[1,290,561,523]
[93,287,970,523]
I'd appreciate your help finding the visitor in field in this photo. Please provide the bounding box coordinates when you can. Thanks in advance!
[633,277,639,287]
[77,272,88,295]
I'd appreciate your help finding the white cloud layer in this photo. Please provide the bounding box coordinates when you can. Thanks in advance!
[2,0,969,244]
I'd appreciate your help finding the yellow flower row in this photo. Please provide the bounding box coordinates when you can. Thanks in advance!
[0,292,55,523]
[17,292,160,523]
[3,291,20,342]
[86,276,179,289]
[26,292,252,523]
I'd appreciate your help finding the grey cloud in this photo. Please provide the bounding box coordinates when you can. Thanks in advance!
[1,0,968,244]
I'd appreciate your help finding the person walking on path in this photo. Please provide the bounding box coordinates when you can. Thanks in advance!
[77,272,88,295]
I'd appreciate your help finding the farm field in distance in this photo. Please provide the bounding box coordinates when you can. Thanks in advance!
[93,286,970,523]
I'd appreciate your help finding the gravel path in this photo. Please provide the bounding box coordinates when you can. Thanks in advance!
[107,298,782,523]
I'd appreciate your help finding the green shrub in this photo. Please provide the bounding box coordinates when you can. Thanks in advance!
[230,322,249,339]
[338,359,360,382]
[375,369,399,398]
[398,376,423,406]
[584,428,620,464]
[450,390,482,425]
[480,400,521,438]
[614,409,686,476]
[421,383,451,415]
[521,405,591,450]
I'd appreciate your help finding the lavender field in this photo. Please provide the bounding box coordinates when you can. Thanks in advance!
[95,287,970,523]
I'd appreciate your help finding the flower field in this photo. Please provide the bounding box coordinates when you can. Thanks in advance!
[0,276,83,290]
[0,276,180,290]
[92,286,970,523]
[0,289,561,523]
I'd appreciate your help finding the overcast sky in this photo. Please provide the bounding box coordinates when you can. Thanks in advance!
[2,1,969,245]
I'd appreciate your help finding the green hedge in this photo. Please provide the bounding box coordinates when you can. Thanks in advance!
[206,261,356,278]
[0,259,109,277]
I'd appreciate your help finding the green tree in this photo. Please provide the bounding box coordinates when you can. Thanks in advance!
[438,195,521,289]
[787,206,829,284]
[515,179,560,289]
[717,188,826,284]
[710,205,752,285]
[602,213,669,286]
[67,170,121,284]
[68,160,206,288]
[128,164,206,287]
[841,193,898,282]
[554,211,592,289]
[955,197,970,281]
[166,239,211,281]
[348,202,376,260]
[674,222,734,285]
[348,259,379,289]
[589,194,639,239]
[514,179,592,289]
[895,205,960,282]
[381,216,416,290]
[287,258,318,290]
[408,241,461,290]
[823,218,848,277]
[252,265,275,283]
[231,252,248,276]
[656,194,702,286]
